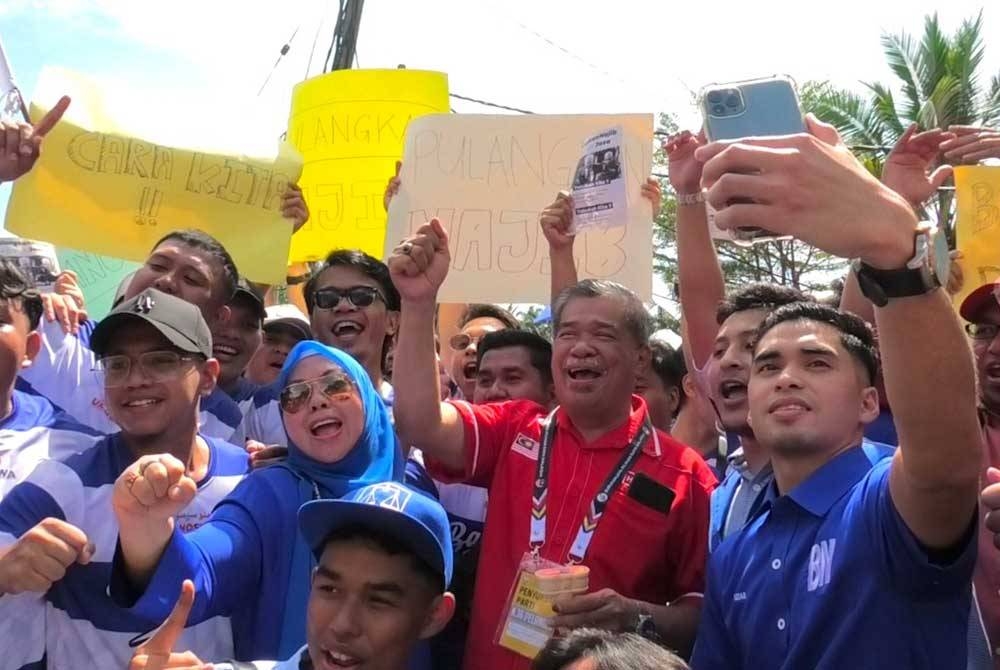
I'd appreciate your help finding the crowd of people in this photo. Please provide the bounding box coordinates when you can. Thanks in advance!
[1,91,1000,670]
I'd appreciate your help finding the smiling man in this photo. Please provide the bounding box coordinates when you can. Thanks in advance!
[19,230,245,441]
[214,278,266,407]
[0,288,248,669]
[390,221,715,670]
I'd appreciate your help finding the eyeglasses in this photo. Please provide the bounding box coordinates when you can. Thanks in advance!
[313,286,383,310]
[449,332,485,351]
[279,372,355,414]
[96,351,200,387]
[966,323,1000,340]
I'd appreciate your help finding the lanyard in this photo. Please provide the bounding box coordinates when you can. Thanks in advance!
[529,408,653,564]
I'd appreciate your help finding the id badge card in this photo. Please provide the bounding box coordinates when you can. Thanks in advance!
[496,552,560,659]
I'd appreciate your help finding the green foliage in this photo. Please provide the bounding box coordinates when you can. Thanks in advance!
[802,11,999,239]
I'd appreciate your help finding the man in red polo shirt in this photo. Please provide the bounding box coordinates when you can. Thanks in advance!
[390,219,715,669]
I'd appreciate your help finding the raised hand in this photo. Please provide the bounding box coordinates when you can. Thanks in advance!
[0,95,71,182]
[384,160,402,212]
[388,218,451,305]
[54,270,86,311]
[640,177,662,217]
[40,292,87,335]
[128,580,209,670]
[880,124,954,207]
[664,130,706,195]
[112,454,197,525]
[539,191,575,251]
[941,126,1000,164]
[697,114,916,270]
[0,518,93,595]
[282,183,310,233]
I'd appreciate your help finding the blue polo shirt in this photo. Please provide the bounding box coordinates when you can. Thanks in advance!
[692,441,977,670]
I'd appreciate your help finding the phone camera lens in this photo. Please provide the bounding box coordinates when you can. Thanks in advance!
[711,104,727,116]
[725,94,741,108]
[707,91,723,104]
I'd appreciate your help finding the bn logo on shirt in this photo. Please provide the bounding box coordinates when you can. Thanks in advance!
[807,539,836,592]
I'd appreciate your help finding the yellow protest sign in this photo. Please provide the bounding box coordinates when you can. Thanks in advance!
[5,68,303,285]
[954,166,1000,308]
[286,69,449,262]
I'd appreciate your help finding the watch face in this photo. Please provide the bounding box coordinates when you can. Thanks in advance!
[931,228,951,288]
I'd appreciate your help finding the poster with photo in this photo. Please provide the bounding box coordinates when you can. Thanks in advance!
[0,238,61,292]
[570,126,627,234]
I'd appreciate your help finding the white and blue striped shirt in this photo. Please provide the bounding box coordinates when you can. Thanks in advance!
[18,319,243,441]
[0,431,249,670]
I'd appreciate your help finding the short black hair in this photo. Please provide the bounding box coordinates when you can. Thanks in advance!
[304,249,401,313]
[553,280,650,346]
[320,523,445,594]
[649,340,686,409]
[716,282,811,325]
[151,230,239,302]
[532,629,689,670]
[753,302,879,385]
[460,304,520,331]
[476,329,553,386]
[0,260,42,330]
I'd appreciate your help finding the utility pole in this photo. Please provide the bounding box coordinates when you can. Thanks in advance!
[327,0,365,72]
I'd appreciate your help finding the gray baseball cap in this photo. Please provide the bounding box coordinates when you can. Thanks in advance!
[90,288,213,358]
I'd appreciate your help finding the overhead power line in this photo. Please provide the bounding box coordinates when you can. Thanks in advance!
[449,93,534,114]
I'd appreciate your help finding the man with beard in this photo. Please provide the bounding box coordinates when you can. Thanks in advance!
[390,221,715,669]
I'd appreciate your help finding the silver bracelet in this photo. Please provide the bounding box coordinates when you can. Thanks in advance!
[676,191,706,206]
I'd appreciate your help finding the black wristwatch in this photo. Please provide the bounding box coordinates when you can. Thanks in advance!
[635,611,661,642]
[853,225,950,307]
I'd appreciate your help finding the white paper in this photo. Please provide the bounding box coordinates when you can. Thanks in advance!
[569,126,627,234]
[0,239,61,292]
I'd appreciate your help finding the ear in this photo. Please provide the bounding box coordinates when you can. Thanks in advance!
[21,331,41,369]
[668,386,681,417]
[418,592,456,640]
[200,358,221,397]
[681,373,697,398]
[859,385,880,425]
[385,310,400,338]
[634,343,651,374]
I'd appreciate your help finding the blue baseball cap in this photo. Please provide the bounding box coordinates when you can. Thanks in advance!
[298,482,454,588]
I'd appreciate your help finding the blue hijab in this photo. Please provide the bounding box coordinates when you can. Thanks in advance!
[273,340,403,656]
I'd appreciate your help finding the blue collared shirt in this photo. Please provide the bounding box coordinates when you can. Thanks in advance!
[708,440,773,553]
[692,441,976,670]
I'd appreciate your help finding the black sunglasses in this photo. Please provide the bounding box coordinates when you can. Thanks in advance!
[313,286,383,310]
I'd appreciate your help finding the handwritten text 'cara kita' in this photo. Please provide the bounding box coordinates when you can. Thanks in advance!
[65,131,292,211]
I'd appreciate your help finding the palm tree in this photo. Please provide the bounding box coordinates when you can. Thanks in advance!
[802,12,1000,236]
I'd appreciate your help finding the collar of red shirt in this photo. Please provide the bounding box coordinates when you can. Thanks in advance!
[553,395,662,457]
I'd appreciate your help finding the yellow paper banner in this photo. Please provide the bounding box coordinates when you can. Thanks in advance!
[954,166,1000,308]
[286,69,449,262]
[5,69,303,285]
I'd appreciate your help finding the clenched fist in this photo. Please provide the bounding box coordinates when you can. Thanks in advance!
[0,518,93,595]
[113,454,197,526]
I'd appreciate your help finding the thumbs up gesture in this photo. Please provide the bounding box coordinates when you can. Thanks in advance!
[128,580,210,670]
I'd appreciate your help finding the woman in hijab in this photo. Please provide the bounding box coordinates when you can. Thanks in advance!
[109,341,403,661]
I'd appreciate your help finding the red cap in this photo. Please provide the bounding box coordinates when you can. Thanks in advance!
[959,281,1000,321]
